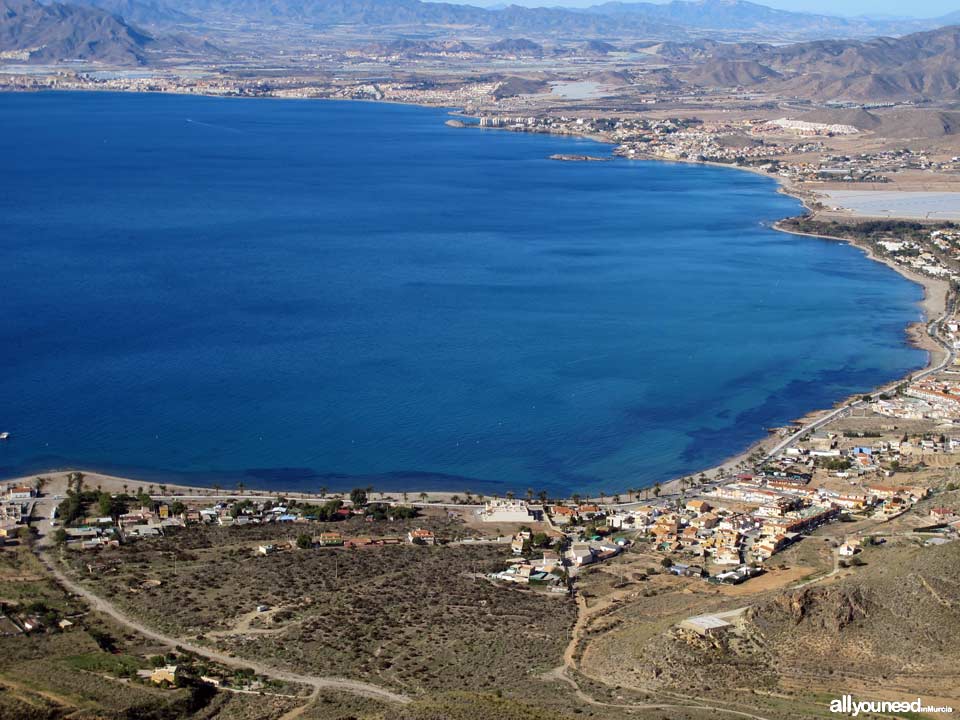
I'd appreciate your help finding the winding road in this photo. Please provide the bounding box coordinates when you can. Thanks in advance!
[33,545,410,706]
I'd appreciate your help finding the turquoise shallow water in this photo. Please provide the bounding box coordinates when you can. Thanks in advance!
[0,92,926,495]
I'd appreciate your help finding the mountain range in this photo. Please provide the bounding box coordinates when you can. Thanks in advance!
[4,0,960,80]
[14,0,960,45]
[673,24,960,101]
[586,0,931,39]
[76,0,199,27]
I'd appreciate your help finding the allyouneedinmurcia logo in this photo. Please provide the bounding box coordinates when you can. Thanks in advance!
[830,695,953,717]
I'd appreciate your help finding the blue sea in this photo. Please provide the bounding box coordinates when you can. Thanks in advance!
[0,92,926,495]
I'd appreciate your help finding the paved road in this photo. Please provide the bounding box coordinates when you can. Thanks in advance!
[761,300,956,465]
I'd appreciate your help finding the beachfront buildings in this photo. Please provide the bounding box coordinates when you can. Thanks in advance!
[479,499,535,523]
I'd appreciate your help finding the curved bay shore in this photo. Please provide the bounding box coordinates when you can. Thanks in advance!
[1,102,951,501]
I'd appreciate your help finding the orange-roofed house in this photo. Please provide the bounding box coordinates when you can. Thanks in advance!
[407,528,435,545]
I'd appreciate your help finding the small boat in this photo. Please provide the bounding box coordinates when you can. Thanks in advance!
[0,432,9,440]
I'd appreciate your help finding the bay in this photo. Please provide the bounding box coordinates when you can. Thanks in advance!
[0,92,926,495]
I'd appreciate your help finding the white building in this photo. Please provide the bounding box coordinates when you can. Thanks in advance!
[479,499,532,523]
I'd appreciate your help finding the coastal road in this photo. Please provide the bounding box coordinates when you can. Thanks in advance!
[760,298,957,464]
[33,547,411,705]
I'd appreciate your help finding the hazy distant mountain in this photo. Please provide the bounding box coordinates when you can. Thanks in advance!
[367,38,479,55]
[680,25,960,102]
[594,0,822,26]
[487,37,544,55]
[75,0,199,27]
[588,0,927,40]
[154,0,683,37]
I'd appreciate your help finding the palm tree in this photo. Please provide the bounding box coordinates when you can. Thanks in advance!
[571,493,581,506]
[464,490,473,504]
[402,491,409,504]
[538,490,548,504]
[476,493,485,504]
[612,494,621,505]
[653,482,662,498]
[506,491,515,501]
[236,481,246,496]
[419,492,428,503]
[319,486,328,498]
[122,483,129,496]
[213,483,222,496]
[68,472,85,494]
[147,484,155,496]
[159,484,168,496]
[526,488,534,501]
[598,491,607,504]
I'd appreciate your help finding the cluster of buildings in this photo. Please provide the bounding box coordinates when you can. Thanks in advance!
[0,69,499,108]
[598,468,931,570]
[752,117,860,136]
[59,495,435,551]
[868,232,960,281]
[0,607,71,637]
[274,79,499,105]
[493,531,566,587]
[617,127,796,164]
[482,500,628,587]
[473,112,960,195]
[0,485,34,541]
[0,70,275,97]
[59,503,185,549]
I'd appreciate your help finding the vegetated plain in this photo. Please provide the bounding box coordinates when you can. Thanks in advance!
[65,532,577,697]
[0,544,305,720]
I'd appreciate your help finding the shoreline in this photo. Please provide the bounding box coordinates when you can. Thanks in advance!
[0,92,952,501]
[454,120,953,491]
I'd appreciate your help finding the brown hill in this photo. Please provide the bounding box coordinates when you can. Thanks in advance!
[615,538,960,708]
[492,75,549,99]
[874,107,960,138]
[0,0,219,64]
[585,70,632,86]
[796,107,882,130]
[0,0,153,64]
[683,59,781,87]
[683,25,960,102]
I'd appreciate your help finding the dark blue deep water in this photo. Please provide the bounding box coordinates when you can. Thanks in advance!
[0,92,926,495]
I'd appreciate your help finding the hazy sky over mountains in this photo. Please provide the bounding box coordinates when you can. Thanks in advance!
[467,0,959,19]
